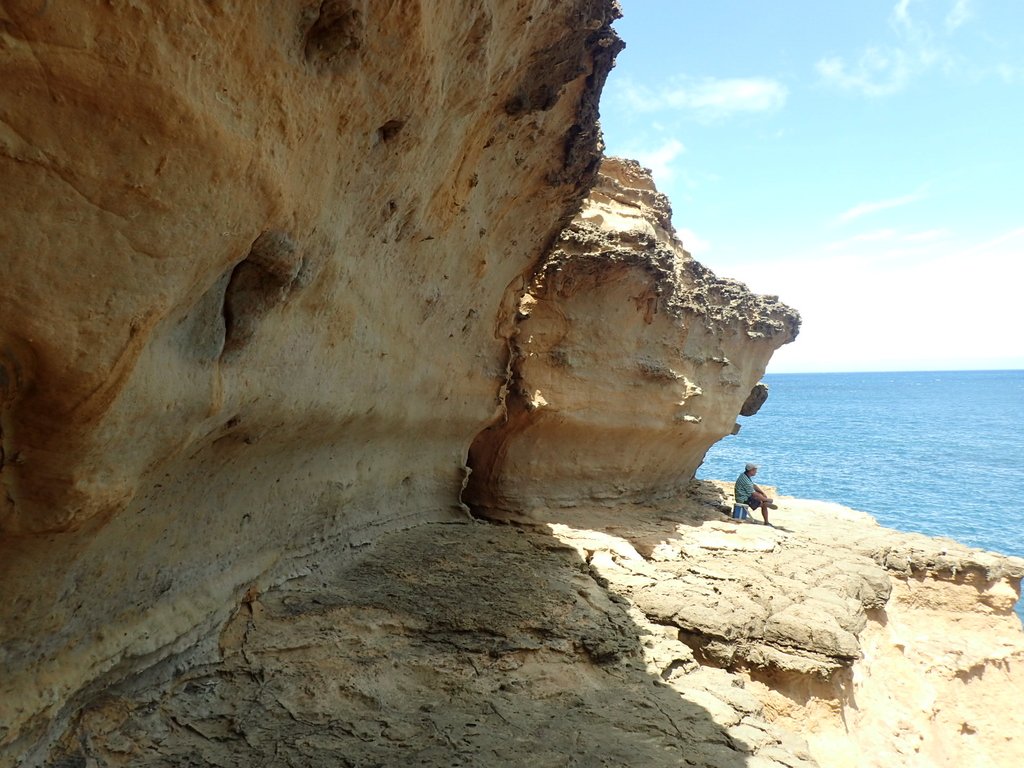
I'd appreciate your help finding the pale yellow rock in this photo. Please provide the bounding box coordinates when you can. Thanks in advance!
[2,3,1021,767]
[0,0,623,758]
[465,158,799,514]
[537,487,1024,768]
[805,577,1024,768]
[693,529,778,552]
[733,494,1024,768]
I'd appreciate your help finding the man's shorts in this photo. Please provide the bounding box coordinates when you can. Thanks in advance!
[741,498,762,510]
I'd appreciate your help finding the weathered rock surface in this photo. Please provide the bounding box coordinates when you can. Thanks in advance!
[38,486,1024,768]
[466,158,799,514]
[465,483,1024,768]
[0,0,623,757]
[40,516,819,768]
[3,3,1021,767]
[753,496,1024,768]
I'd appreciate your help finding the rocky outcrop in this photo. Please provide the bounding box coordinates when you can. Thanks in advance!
[466,158,799,515]
[39,519,820,768]
[0,0,623,757]
[2,3,1019,767]
[763,497,1024,768]
[36,487,1024,768]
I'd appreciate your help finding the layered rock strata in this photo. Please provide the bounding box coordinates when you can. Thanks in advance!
[466,158,799,515]
[4,3,1014,767]
[39,518,821,768]
[0,0,623,757]
[744,495,1024,768]
[38,487,1024,768]
[472,484,1024,768]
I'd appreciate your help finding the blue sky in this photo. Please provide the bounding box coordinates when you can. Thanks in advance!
[600,0,1023,373]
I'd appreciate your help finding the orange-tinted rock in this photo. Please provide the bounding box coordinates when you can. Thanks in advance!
[0,1,622,755]
[465,158,799,516]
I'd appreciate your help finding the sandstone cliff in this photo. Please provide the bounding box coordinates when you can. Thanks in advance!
[1,0,624,756]
[466,157,798,515]
[2,3,1022,767]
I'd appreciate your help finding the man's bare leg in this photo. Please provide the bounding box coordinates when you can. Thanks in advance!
[752,491,775,525]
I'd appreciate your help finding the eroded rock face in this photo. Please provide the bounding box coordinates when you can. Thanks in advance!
[40,519,822,768]
[465,158,799,514]
[729,495,1024,768]
[36,486,1024,768]
[7,5,1017,768]
[0,0,622,757]
[490,485,1024,768]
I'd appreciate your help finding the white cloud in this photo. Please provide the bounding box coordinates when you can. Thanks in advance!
[630,138,685,184]
[735,229,1023,372]
[945,0,972,31]
[901,227,950,242]
[837,191,924,222]
[892,0,914,29]
[825,228,899,250]
[825,227,950,251]
[677,227,711,256]
[818,0,970,96]
[618,75,787,121]
[817,48,914,96]
[962,226,1024,255]
[996,64,1024,83]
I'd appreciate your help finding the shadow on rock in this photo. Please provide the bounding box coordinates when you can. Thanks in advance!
[41,520,800,767]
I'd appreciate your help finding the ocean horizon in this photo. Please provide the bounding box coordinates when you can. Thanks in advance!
[697,369,1024,624]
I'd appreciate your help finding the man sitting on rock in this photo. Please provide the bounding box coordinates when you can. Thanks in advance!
[735,463,778,526]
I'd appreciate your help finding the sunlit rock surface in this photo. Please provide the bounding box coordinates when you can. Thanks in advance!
[37,487,1024,768]
[465,157,799,515]
[2,3,1021,767]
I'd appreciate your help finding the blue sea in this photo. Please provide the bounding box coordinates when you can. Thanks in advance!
[697,370,1024,625]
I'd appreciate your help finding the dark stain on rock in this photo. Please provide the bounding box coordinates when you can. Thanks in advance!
[0,342,31,407]
[172,272,231,364]
[504,39,582,116]
[376,119,405,144]
[505,1,622,121]
[0,341,32,485]
[44,751,87,768]
[551,5,623,186]
[0,366,7,405]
